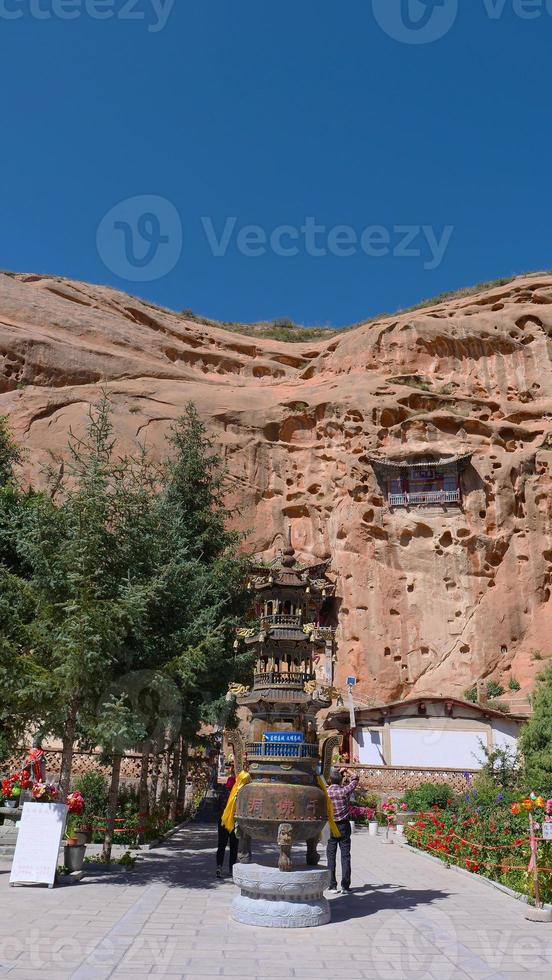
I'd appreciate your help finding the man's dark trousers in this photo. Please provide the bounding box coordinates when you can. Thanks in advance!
[327,819,352,889]
[216,824,239,871]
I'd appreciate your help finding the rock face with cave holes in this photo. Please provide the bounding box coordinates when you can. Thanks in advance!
[2,271,552,702]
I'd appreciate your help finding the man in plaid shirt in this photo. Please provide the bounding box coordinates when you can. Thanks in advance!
[326,767,359,892]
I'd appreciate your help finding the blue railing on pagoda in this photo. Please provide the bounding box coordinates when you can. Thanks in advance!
[247,741,318,759]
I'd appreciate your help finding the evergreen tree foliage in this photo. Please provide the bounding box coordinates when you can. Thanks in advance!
[0,398,251,827]
[0,415,37,757]
[0,415,20,487]
[520,660,552,794]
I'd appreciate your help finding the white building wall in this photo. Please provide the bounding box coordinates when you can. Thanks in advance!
[354,728,384,765]
[389,728,487,769]
[491,719,519,753]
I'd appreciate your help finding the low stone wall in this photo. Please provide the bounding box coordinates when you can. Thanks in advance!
[343,764,476,795]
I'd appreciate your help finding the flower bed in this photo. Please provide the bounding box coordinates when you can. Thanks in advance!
[405,794,552,904]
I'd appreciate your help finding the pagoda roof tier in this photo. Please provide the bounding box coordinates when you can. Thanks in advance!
[248,531,335,594]
[237,689,331,708]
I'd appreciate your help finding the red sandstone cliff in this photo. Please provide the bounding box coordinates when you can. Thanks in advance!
[2,270,551,704]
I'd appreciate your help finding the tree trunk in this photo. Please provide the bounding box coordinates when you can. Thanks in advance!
[138,742,151,844]
[58,702,79,796]
[169,741,181,821]
[150,752,161,806]
[161,748,171,818]
[102,752,122,863]
[175,740,189,821]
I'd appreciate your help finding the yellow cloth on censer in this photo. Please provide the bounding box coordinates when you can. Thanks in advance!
[221,770,341,839]
[221,771,251,832]
[316,775,341,839]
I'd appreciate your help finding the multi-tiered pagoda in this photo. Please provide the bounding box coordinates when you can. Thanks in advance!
[228,535,338,871]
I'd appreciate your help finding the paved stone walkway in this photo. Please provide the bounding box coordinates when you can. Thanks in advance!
[1,824,552,979]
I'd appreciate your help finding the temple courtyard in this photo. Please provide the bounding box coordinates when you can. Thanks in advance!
[1,824,551,980]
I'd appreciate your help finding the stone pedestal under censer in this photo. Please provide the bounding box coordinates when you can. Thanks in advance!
[232,864,330,928]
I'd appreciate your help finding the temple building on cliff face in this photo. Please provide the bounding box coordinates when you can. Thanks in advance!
[367,452,474,510]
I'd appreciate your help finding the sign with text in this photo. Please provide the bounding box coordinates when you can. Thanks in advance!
[263,732,303,744]
[346,676,357,687]
[542,822,552,841]
[10,802,67,888]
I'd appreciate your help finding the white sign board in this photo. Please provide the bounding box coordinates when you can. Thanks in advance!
[10,802,67,888]
[542,822,552,841]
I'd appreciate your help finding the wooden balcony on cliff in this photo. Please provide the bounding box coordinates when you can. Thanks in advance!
[367,452,472,511]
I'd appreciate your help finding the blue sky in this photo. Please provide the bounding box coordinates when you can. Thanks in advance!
[1,1,550,325]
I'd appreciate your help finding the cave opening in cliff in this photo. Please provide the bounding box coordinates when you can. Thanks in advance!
[368,453,473,509]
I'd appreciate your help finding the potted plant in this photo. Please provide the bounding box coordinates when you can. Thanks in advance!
[349,805,376,832]
[64,791,87,872]
[380,797,408,838]
[31,782,60,803]
[2,771,31,808]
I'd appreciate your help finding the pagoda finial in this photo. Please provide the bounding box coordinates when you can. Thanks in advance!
[282,526,295,567]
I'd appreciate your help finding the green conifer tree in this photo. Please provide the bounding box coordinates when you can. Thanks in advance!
[520,660,552,794]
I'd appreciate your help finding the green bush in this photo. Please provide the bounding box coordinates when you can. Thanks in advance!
[403,782,455,812]
[353,791,379,809]
[73,771,108,826]
[508,677,521,691]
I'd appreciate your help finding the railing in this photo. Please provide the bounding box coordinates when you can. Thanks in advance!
[261,614,303,629]
[388,489,461,508]
[247,741,319,759]
[254,671,313,688]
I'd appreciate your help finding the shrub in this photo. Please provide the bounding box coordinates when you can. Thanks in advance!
[508,677,521,691]
[353,791,379,810]
[463,680,505,703]
[404,782,455,812]
[271,317,295,329]
[73,771,108,826]
[475,744,522,795]
[520,660,552,794]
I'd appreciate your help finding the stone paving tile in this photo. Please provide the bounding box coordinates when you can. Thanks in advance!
[3,826,552,980]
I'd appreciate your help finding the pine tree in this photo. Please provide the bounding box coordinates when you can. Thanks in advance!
[0,416,20,487]
[520,660,552,794]
[0,416,37,758]
[19,395,156,793]
[152,403,252,740]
